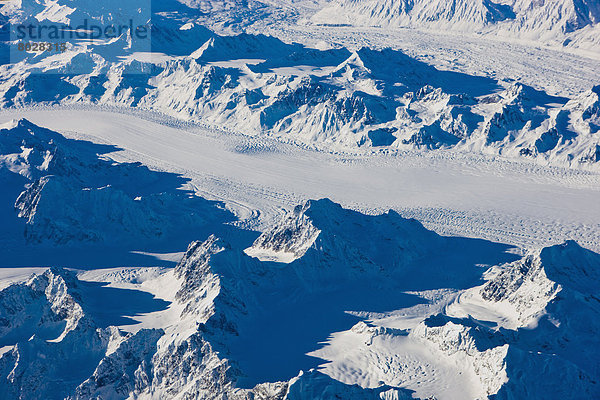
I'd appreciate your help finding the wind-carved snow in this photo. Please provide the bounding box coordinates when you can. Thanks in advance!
[1,119,597,398]
[416,240,600,398]
[311,241,600,398]
[134,199,515,398]
[124,200,469,398]
[51,228,422,398]
[412,317,510,398]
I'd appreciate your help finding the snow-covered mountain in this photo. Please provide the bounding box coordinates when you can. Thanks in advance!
[0,22,599,169]
[440,240,600,398]
[0,119,598,398]
[311,0,600,51]
[0,196,598,399]
[1,0,599,398]
[0,117,235,268]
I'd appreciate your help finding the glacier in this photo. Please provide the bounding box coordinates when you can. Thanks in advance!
[1,1,600,169]
[0,0,599,398]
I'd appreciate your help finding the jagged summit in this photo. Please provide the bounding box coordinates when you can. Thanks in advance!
[0,209,596,398]
[246,198,443,267]
[0,0,599,397]
[0,20,597,167]
[408,242,599,398]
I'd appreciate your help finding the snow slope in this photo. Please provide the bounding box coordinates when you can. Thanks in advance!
[1,0,599,169]
[0,226,424,399]
[0,117,235,266]
[0,0,599,398]
[0,198,597,399]
[1,27,599,169]
[0,116,597,398]
[2,109,599,260]
[311,0,600,51]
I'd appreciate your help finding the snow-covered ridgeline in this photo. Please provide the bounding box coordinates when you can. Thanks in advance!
[0,27,599,168]
[1,195,598,399]
[0,118,233,246]
[0,230,419,399]
[416,240,600,398]
[311,0,600,51]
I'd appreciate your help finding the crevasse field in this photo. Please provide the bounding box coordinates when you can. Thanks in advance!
[0,0,599,399]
